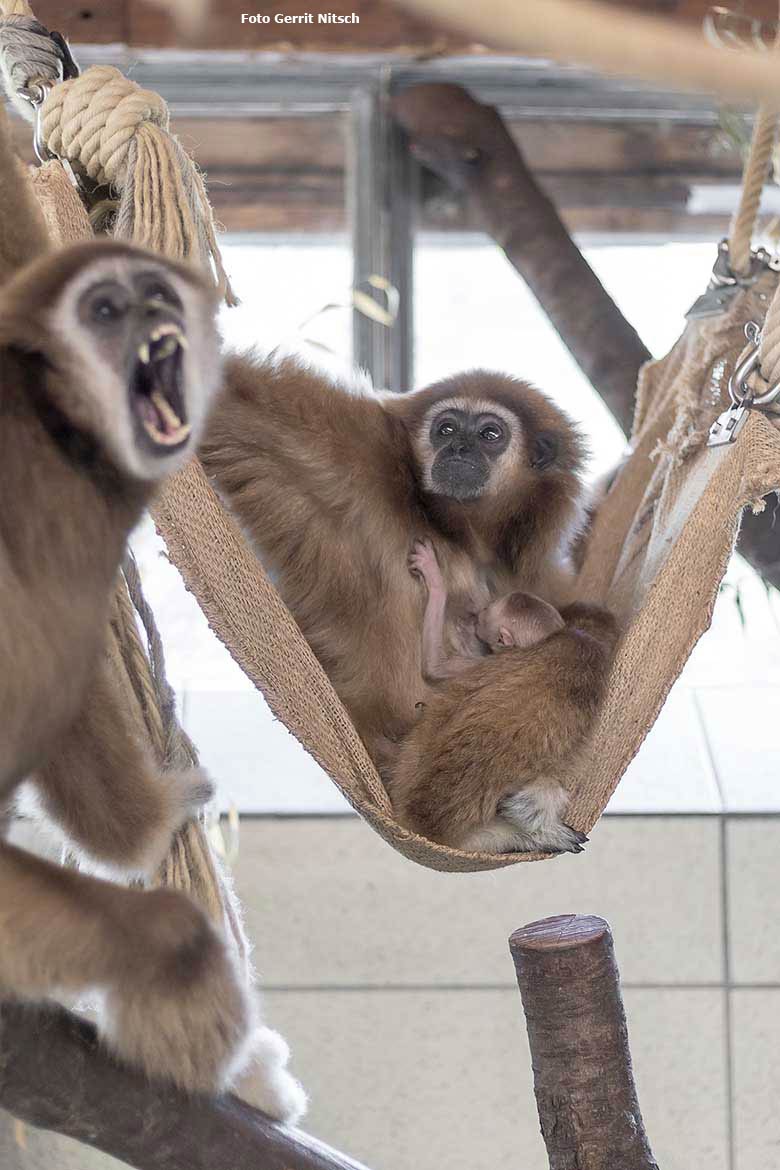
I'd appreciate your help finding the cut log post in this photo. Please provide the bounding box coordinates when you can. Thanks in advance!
[0,1002,371,1170]
[393,81,780,589]
[509,914,658,1170]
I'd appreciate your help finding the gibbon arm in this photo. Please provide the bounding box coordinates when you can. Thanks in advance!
[33,656,212,875]
[409,539,473,681]
[200,354,405,568]
[0,101,50,284]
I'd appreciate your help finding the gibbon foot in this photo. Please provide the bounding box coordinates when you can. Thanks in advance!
[495,785,587,855]
[136,767,215,876]
[102,888,254,1094]
[238,1026,309,1124]
[559,824,589,854]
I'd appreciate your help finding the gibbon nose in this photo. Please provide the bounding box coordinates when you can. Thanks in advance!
[142,299,175,320]
[452,438,473,456]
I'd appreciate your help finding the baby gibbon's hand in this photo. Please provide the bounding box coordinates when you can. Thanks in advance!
[408,539,442,590]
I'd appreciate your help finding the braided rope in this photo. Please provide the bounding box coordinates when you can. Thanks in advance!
[0,1,33,17]
[0,12,236,304]
[119,555,250,969]
[0,13,60,107]
[42,67,169,188]
[728,104,780,277]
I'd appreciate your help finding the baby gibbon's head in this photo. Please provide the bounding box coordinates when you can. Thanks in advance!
[476,591,564,652]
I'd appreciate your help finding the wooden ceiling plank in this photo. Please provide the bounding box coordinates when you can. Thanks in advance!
[30,1,127,44]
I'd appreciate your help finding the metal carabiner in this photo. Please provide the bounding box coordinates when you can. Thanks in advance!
[16,82,55,164]
[728,322,780,409]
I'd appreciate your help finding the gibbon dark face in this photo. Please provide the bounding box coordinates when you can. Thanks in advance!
[78,269,192,460]
[0,242,221,483]
[428,405,511,500]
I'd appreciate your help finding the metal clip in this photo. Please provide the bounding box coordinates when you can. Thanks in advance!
[708,321,780,447]
[16,82,83,193]
[686,241,777,320]
[16,82,54,164]
[709,400,752,446]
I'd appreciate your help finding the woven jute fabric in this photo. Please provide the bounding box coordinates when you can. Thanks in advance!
[154,258,780,873]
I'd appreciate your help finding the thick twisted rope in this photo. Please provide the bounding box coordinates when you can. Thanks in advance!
[42,67,169,187]
[0,13,61,112]
[0,9,236,304]
[116,554,250,974]
[728,104,780,277]
[730,4,780,390]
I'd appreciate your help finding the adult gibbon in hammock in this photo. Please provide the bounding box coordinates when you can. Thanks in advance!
[0,106,303,1115]
[202,358,617,854]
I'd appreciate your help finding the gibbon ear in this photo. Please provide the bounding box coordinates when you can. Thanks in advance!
[531,432,559,470]
[498,626,515,647]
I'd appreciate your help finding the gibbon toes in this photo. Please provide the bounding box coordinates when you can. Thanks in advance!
[238,1026,309,1125]
[559,824,590,854]
[167,765,216,825]
[138,766,215,876]
[102,889,254,1094]
[496,786,588,856]
[518,819,589,856]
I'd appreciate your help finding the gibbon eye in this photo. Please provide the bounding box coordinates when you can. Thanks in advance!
[438,421,456,437]
[146,282,172,304]
[92,296,123,323]
[141,277,182,310]
[480,424,503,442]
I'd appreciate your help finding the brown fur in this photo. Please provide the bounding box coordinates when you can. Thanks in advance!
[201,357,587,771]
[34,656,214,874]
[390,604,619,852]
[0,100,260,1090]
[483,591,565,650]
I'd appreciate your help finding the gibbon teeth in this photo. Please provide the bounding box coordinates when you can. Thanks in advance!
[152,335,180,362]
[149,323,188,349]
[138,342,151,365]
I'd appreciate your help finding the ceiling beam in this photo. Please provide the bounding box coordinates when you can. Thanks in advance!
[10,110,742,236]
[28,0,780,52]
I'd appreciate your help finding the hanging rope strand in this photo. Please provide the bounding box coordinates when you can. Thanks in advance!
[0,9,236,304]
[728,104,780,277]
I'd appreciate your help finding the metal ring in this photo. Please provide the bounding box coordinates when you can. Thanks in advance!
[729,329,780,408]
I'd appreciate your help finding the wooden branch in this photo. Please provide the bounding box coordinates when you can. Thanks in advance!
[736,502,780,590]
[0,1002,371,1170]
[392,84,650,434]
[395,82,780,588]
[391,0,780,107]
[510,914,659,1170]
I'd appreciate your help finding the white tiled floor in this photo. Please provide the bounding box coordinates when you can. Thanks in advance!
[4,814,780,1170]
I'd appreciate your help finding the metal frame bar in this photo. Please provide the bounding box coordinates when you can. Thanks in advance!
[74,47,728,123]
[349,80,416,390]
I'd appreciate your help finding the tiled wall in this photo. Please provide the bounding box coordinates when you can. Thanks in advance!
[4,813,779,1170]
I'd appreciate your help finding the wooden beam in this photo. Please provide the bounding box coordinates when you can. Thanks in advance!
[0,1002,371,1170]
[26,1,127,43]
[7,107,741,236]
[24,0,780,51]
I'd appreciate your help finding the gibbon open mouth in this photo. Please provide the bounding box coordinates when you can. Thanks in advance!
[131,323,191,451]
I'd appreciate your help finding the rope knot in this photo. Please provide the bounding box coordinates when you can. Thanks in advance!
[42,66,169,188]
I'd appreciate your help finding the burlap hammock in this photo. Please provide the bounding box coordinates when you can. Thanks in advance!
[8,5,780,873]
